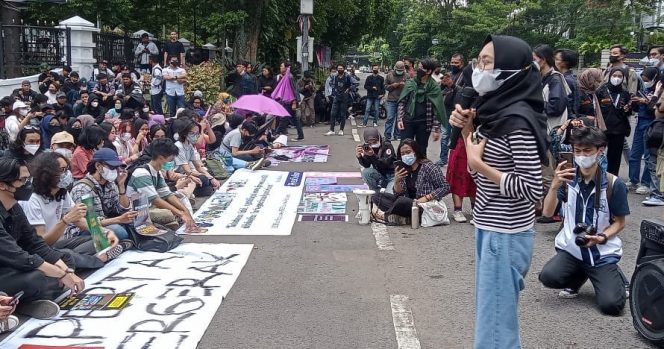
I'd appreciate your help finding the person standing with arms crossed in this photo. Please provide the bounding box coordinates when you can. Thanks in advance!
[449,35,548,349]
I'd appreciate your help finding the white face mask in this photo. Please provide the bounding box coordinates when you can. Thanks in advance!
[574,153,598,169]
[19,109,28,117]
[54,147,72,159]
[91,101,99,107]
[645,80,656,89]
[58,170,74,189]
[121,133,132,141]
[24,144,40,155]
[101,166,118,182]
[370,143,381,149]
[142,107,149,113]
[610,77,623,86]
[115,103,122,110]
[471,67,521,96]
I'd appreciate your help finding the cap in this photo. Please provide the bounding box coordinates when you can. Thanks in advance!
[21,80,31,86]
[209,113,227,129]
[12,100,27,110]
[40,103,54,112]
[91,148,125,168]
[193,90,203,98]
[394,61,405,73]
[51,131,75,146]
[56,91,67,98]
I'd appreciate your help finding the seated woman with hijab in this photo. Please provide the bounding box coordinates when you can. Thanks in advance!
[357,128,396,192]
[371,139,449,221]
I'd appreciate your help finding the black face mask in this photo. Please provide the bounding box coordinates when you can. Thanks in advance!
[373,70,379,74]
[171,62,179,67]
[13,182,33,201]
[609,55,619,64]
[50,125,63,134]
[69,128,82,142]
[337,70,344,75]
[450,65,460,74]
[416,69,426,83]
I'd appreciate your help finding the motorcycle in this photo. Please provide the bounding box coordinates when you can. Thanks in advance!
[349,95,387,120]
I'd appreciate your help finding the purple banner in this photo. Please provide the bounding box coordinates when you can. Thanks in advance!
[285,171,304,187]
[298,214,348,222]
[305,184,369,193]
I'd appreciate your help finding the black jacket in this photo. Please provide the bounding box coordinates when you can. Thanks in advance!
[364,74,385,99]
[0,202,68,271]
[358,141,396,176]
[257,74,276,97]
[598,85,631,136]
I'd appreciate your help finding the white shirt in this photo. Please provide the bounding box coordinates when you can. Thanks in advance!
[174,140,197,172]
[20,192,75,241]
[163,66,186,96]
[150,64,163,96]
[5,114,20,142]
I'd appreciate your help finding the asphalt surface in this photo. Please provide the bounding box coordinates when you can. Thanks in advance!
[191,73,660,348]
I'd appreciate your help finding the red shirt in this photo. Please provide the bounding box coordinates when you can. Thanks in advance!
[71,146,94,179]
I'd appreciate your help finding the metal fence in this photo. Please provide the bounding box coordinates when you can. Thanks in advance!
[93,32,163,69]
[0,25,71,79]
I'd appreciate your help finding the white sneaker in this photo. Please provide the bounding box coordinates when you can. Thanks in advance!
[325,131,336,136]
[0,315,19,333]
[625,181,637,190]
[469,219,475,225]
[452,211,467,223]
[338,130,344,136]
[373,123,378,127]
[643,196,664,206]
[558,288,579,299]
[636,185,651,195]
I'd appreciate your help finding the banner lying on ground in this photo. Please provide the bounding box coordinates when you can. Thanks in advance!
[268,145,329,163]
[1,243,253,349]
[182,169,304,235]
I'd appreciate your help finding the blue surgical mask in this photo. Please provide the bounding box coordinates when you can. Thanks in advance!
[402,153,416,166]
[162,161,175,171]
[187,134,199,144]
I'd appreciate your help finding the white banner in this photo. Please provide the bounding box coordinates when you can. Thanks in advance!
[181,169,304,236]
[1,243,253,349]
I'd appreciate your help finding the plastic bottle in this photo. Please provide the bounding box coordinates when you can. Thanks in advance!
[81,194,111,252]
[411,200,420,229]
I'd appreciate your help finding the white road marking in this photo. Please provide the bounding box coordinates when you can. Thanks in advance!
[390,295,422,349]
[351,128,361,142]
[371,222,394,251]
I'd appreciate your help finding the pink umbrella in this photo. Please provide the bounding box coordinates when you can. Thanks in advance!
[230,94,291,117]
[271,67,296,103]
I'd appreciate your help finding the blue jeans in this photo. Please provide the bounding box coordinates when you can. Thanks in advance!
[151,92,164,115]
[475,228,535,349]
[439,123,451,165]
[360,167,394,193]
[106,223,129,240]
[629,117,652,186]
[647,148,662,197]
[166,94,185,118]
[211,148,247,174]
[384,100,400,140]
[363,98,380,126]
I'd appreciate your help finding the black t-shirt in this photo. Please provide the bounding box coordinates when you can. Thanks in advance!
[406,166,421,199]
[164,41,185,58]
[413,100,427,122]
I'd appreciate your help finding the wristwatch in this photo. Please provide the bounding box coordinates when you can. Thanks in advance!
[597,233,609,245]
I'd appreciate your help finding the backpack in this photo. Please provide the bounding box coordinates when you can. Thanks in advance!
[646,119,664,151]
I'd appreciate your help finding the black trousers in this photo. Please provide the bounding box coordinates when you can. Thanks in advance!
[329,97,348,131]
[538,250,627,315]
[275,103,304,139]
[53,236,104,270]
[0,267,62,302]
[605,134,625,176]
[401,121,431,155]
[372,192,416,218]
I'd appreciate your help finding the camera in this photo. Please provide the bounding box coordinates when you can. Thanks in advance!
[362,143,371,151]
[573,223,597,246]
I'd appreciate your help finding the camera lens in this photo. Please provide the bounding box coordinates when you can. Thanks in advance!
[575,236,588,246]
[573,223,588,235]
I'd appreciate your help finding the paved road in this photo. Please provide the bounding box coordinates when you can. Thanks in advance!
[192,81,659,348]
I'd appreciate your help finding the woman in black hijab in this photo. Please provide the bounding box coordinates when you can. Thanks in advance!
[600,68,632,175]
[449,35,546,349]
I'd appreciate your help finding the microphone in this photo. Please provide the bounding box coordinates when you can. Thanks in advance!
[448,86,478,149]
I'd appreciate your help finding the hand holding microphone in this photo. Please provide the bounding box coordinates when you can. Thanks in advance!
[448,86,478,149]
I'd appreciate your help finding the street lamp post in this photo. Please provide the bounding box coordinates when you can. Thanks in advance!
[300,0,313,78]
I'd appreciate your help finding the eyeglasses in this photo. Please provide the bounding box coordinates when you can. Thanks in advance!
[59,166,69,173]
[15,176,32,184]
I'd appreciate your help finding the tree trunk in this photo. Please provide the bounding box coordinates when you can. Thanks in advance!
[244,0,264,63]
[0,0,21,78]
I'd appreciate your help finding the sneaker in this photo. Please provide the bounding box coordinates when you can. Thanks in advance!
[18,299,60,319]
[338,130,344,136]
[469,219,475,225]
[0,315,19,333]
[643,196,664,206]
[248,158,265,171]
[358,124,366,128]
[262,159,272,167]
[636,185,651,195]
[558,288,579,299]
[325,131,336,136]
[452,211,467,223]
[373,123,378,127]
[290,138,304,142]
[435,160,448,167]
[625,181,637,190]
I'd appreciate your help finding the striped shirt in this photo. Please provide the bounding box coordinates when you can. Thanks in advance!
[127,164,173,203]
[471,129,544,233]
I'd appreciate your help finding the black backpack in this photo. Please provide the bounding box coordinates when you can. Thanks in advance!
[646,119,664,151]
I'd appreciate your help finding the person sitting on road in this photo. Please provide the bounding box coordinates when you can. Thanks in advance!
[357,127,396,192]
[372,138,450,221]
[127,138,200,233]
[172,118,221,197]
[20,152,125,270]
[221,117,265,162]
[0,157,84,320]
[208,114,266,174]
[70,148,135,241]
[538,126,630,315]
[0,293,19,334]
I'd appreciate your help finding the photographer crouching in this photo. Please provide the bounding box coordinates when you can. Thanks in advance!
[538,126,630,315]
[357,128,396,192]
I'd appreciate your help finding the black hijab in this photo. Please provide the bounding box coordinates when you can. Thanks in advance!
[607,68,625,94]
[474,35,550,165]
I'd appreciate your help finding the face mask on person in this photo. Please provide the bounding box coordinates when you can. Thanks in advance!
[142,107,149,113]
[645,80,656,89]
[54,147,72,159]
[19,109,28,117]
[416,69,426,82]
[114,103,122,111]
[24,144,39,155]
[610,77,623,86]
[373,69,379,74]
[471,67,522,96]
[50,124,63,134]
[12,181,33,201]
[574,153,598,169]
[402,153,416,166]
[101,166,118,182]
[609,55,619,64]
[91,101,99,108]
[647,58,659,67]
[187,134,199,144]
[121,133,132,142]
[450,65,460,74]
[171,61,179,67]
[58,170,73,189]
[370,143,381,149]
[162,160,175,171]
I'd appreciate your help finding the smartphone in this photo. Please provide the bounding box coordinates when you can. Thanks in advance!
[558,152,574,170]
[393,160,409,172]
[10,291,24,306]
